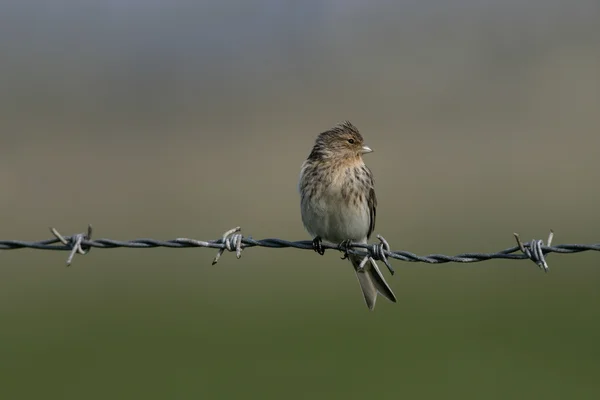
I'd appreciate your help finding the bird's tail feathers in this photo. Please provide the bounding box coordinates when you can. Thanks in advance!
[350,253,397,310]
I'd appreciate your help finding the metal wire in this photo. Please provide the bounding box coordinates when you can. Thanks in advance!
[1,225,599,270]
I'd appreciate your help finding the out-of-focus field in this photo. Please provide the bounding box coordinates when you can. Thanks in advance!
[1,2,599,399]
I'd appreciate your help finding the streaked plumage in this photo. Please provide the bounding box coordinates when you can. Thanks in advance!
[299,121,396,310]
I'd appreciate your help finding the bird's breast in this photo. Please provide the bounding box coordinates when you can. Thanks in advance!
[300,162,371,243]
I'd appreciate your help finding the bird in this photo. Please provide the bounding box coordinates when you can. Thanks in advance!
[298,121,396,310]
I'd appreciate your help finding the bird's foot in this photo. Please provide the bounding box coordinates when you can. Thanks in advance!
[312,236,325,255]
[339,239,353,260]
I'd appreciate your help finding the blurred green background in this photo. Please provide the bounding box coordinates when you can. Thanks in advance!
[1,1,600,399]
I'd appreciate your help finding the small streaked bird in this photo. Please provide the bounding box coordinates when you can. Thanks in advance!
[299,121,397,310]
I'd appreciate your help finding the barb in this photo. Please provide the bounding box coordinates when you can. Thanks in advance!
[50,224,93,266]
[1,226,599,269]
[514,230,554,272]
[212,226,243,265]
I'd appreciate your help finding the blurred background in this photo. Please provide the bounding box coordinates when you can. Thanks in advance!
[1,1,599,398]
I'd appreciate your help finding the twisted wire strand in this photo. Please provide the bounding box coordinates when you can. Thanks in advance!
[1,225,598,269]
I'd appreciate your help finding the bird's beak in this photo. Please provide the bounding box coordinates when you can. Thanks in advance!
[361,145,373,154]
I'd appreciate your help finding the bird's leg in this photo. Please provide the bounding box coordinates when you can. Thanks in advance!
[312,236,325,255]
[339,239,353,260]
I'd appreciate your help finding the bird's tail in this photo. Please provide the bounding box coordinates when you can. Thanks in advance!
[350,253,397,310]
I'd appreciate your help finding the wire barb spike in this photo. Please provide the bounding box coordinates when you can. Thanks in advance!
[212,226,243,265]
[513,229,554,272]
[373,235,394,275]
[49,224,93,266]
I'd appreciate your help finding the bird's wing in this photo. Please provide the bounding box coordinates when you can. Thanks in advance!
[366,171,377,240]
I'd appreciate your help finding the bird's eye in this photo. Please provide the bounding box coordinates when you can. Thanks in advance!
[347,139,355,144]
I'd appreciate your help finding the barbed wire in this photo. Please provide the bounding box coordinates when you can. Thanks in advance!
[1,225,599,272]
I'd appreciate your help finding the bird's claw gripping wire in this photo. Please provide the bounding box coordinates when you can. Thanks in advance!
[338,236,394,275]
[338,239,353,260]
[50,224,93,266]
[212,227,244,265]
[337,239,368,271]
[312,236,325,255]
[514,230,554,272]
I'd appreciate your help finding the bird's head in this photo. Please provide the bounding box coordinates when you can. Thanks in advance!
[309,121,372,161]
